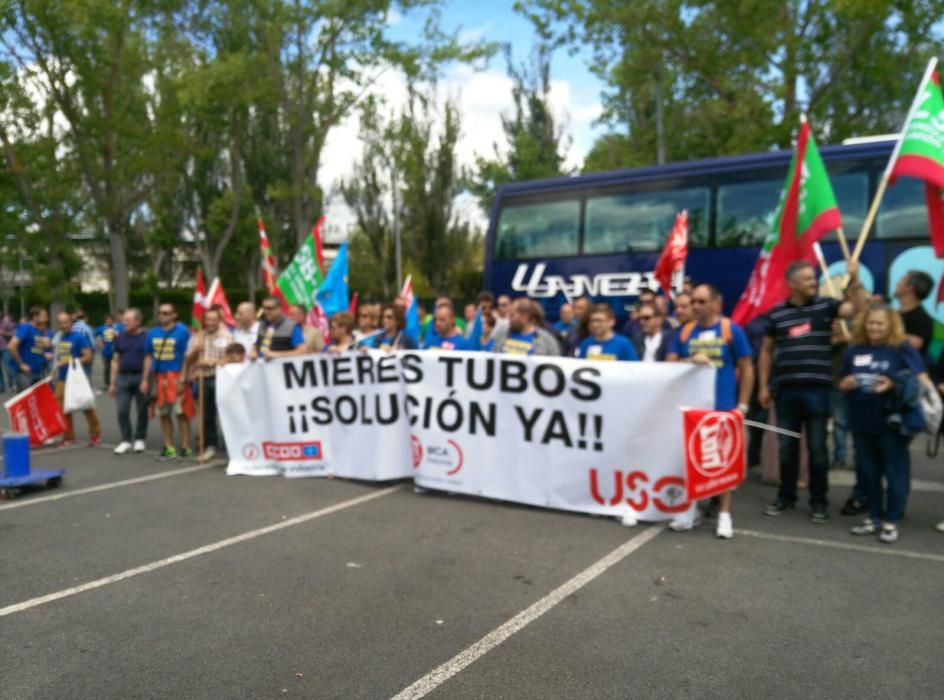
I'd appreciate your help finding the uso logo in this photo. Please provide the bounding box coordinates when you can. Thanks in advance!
[687,411,742,478]
[262,441,322,461]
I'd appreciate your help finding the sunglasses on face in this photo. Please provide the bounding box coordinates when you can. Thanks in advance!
[158,310,173,316]
[262,305,278,311]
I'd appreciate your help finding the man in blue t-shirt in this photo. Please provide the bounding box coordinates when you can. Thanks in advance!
[8,305,53,391]
[53,311,101,446]
[553,303,579,343]
[95,314,124,390]
[424,305,472,351]
[576,304,638,361]
[668,283,754,539]
[142,303,193,459]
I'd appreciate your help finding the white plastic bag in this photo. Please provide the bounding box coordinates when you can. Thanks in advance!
[921,384,943,436]
[63,359,95,413]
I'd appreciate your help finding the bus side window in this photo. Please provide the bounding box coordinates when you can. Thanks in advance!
[717,179,783,247]
[495,199,580,260]
[878,176,928,240]
[584,187,709,255]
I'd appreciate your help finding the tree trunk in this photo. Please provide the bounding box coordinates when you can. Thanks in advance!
[109,221,130,311]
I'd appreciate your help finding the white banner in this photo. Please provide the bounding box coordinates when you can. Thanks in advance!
[217,352,715,520]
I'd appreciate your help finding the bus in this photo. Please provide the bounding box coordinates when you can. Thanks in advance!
[483,138,943,346]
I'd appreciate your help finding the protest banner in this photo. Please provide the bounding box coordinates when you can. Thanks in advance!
[682,408,746,501]
[219,351,412,480]
[217,352,715,520]
[4,380,68,447]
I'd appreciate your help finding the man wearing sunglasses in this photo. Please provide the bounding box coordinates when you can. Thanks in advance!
[255,297,306,360]
[141,303,194,459]
[632,302,672,362]
[668,283,754,539]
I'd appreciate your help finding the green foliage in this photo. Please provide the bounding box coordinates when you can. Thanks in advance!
[0,0,492,308]
[343,91,483,301]
[519,0,943,171]
[469,43,571,213]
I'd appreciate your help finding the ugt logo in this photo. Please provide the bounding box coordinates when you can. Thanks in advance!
[588,469,689,513]
[688,412,742,479]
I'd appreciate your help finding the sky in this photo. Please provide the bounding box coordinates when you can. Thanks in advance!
[320,0,607,240]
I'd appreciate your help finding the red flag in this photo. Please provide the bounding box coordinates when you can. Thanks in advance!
[192,268,207,328]
[653,211,688,296]
[258,219,289,309]
[4,380,67,447]
[683,408,745,501]
[312,215,327,277]
[206,277,236,327]
[349,292,359,316]
[307,305,330,344]
[731,120,841,325]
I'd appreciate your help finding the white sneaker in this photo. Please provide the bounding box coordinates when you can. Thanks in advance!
[113,441,132,455]
[668,505,701,532]
[716,513,734,539]
[199,447,216,462]
[133,440,146,453]
[936,520,944,533]
[413,485,427,494]
[620,506,638,527]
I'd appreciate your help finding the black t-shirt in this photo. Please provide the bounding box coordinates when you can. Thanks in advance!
[764,297,841,388]
[900,305,934,354]
[114,331,147,373]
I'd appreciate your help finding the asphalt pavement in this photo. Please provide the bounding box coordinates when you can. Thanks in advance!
[1,368,943,699]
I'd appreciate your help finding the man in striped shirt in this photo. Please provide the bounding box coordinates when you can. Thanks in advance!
[758,260,857,523]
[185,307,233,462]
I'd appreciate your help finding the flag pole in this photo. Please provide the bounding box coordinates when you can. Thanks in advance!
[850,57,939,265]
[813,242,851,340]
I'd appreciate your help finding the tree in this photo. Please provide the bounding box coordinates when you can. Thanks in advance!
[519,0,943,171]
[1,0,179,311]
[342,90,483,301]
[254,0,491,261]
[470,43,570,214]
[0,60,83,310]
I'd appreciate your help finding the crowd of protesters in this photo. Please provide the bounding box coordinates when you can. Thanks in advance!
[4,261,943,543]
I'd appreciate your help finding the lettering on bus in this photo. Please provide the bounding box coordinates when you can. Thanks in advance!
[511,263,658,299]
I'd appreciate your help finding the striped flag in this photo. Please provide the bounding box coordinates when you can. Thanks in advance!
[258,219,288,307]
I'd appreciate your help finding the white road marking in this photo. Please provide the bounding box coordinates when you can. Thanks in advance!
[0,485,400,617]
[390,525,663,700]
[0,462,222,511]
[737,529,944,563]
[827,469,944,493]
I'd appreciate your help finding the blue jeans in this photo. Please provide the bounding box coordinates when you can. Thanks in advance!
[830,389,849,464]
[116,372,148,442]
[776,385,831,507]
[851,431,912,524]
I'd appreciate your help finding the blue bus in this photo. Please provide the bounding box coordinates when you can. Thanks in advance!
[484,138,943,345]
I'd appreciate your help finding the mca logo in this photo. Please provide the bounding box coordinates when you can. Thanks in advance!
[262,441,322,461]
[688,412,742,479]
[424,439,464,476]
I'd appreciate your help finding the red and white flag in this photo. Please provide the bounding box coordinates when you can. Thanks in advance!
[4,380,67,447]
[682,408,745,501]
[192,268,208,328]
[258,218,289,309]
[653,210,688,297]
[206,277,236,328]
